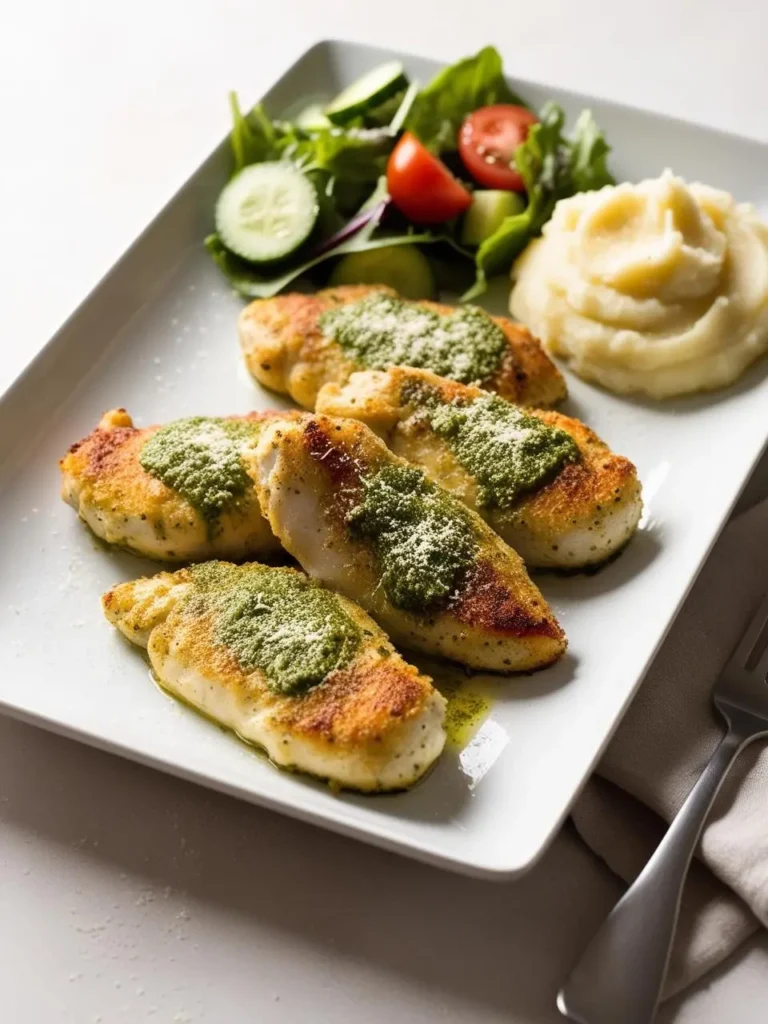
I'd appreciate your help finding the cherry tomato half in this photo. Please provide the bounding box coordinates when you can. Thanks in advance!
[386,132,472,225]
[458,105,539,192]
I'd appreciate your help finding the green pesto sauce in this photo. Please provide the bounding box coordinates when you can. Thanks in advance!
[319,293,507,384]
[404,383,579,510]
[188,562,361,695]
[444,687,492,749]
[346,464,477,612]
[414,657,492,749]
[139,416,260,523]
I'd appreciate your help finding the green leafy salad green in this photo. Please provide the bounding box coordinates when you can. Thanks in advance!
[206,46,614,301]
[405,45,528,152]
[461,102,613,300]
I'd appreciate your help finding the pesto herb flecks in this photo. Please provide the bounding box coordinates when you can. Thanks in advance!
[346,464,477,612]
[443,687,492,749]
[319,293,507,384]
[408,385,579,509]
[139,417,259,522]
[189,562,361,695]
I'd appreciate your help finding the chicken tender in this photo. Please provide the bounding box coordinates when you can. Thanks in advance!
[317,368,643,569]
[239,284,566,410]
[60,409,294,562]
[103,561,446,792]
[252,414,566,673]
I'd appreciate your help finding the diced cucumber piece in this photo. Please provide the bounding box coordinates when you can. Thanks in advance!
[461,190,526,247]
[295,103,332,132]
[216,163,319,264]
[329,245,435,300]
[325,62,409,126]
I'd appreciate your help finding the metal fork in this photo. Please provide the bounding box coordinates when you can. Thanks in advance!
[558,590,768,1024]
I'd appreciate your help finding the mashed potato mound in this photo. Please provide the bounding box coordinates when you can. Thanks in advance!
[510,170,768,399]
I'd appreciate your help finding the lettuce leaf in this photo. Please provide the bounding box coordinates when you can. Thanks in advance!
[228,95,325,174]
[462,103,613,300]
[568,109,613,192]
[229,95,279,172]
[206,229,466,300]
[406,46,527,152]
[307,127,393,182]
[228,91,396,187]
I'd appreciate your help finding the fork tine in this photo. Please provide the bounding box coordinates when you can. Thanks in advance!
[730,591,768,670]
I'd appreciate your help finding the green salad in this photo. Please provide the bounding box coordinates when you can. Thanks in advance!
[206,46,614,302]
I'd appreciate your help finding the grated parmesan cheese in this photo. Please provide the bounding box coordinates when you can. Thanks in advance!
[346,464,477,611]
[139,416,261,525]
[319,294,507,384]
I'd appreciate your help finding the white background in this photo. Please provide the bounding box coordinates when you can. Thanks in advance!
[2,1,768,1020]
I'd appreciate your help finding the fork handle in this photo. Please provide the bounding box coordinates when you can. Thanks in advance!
[558,728,749,1024]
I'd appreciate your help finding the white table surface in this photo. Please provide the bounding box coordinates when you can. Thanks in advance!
[2,1,768,1020]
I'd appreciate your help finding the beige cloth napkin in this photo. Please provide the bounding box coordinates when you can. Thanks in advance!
[570,486,768,999]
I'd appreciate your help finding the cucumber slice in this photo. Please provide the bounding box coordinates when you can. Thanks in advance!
[325,62,409,126]
[461,190,526,247]
[295,103,332,132]
[329,245,435,300]
[216,163,319,264]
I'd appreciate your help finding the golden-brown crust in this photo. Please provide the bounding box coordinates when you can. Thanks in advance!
[101,568,190,645]
[239,286,377,408]
[450,560,564,641]
[260,413,565,660]
[60,407,280,520]
[320,367,641,566]
[302,415,366,493]
[271,655,432,746]
[382,365,640,523]
[62,419,184,525]
[104,565,439,754]
[412,374,641,564]
[60,409,294,562]
[239,284,566,409]
[411,298,567,406]
[166,603,437,750]
[515,409,640,530]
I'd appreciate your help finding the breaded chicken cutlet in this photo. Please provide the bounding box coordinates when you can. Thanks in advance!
[103,561,446,791]
[252,413,566,673]
[317,367,642,569]
[60,408,295,562]
[239,284,566,410]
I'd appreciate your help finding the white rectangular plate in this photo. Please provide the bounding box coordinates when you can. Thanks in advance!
[1,40,767,878]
